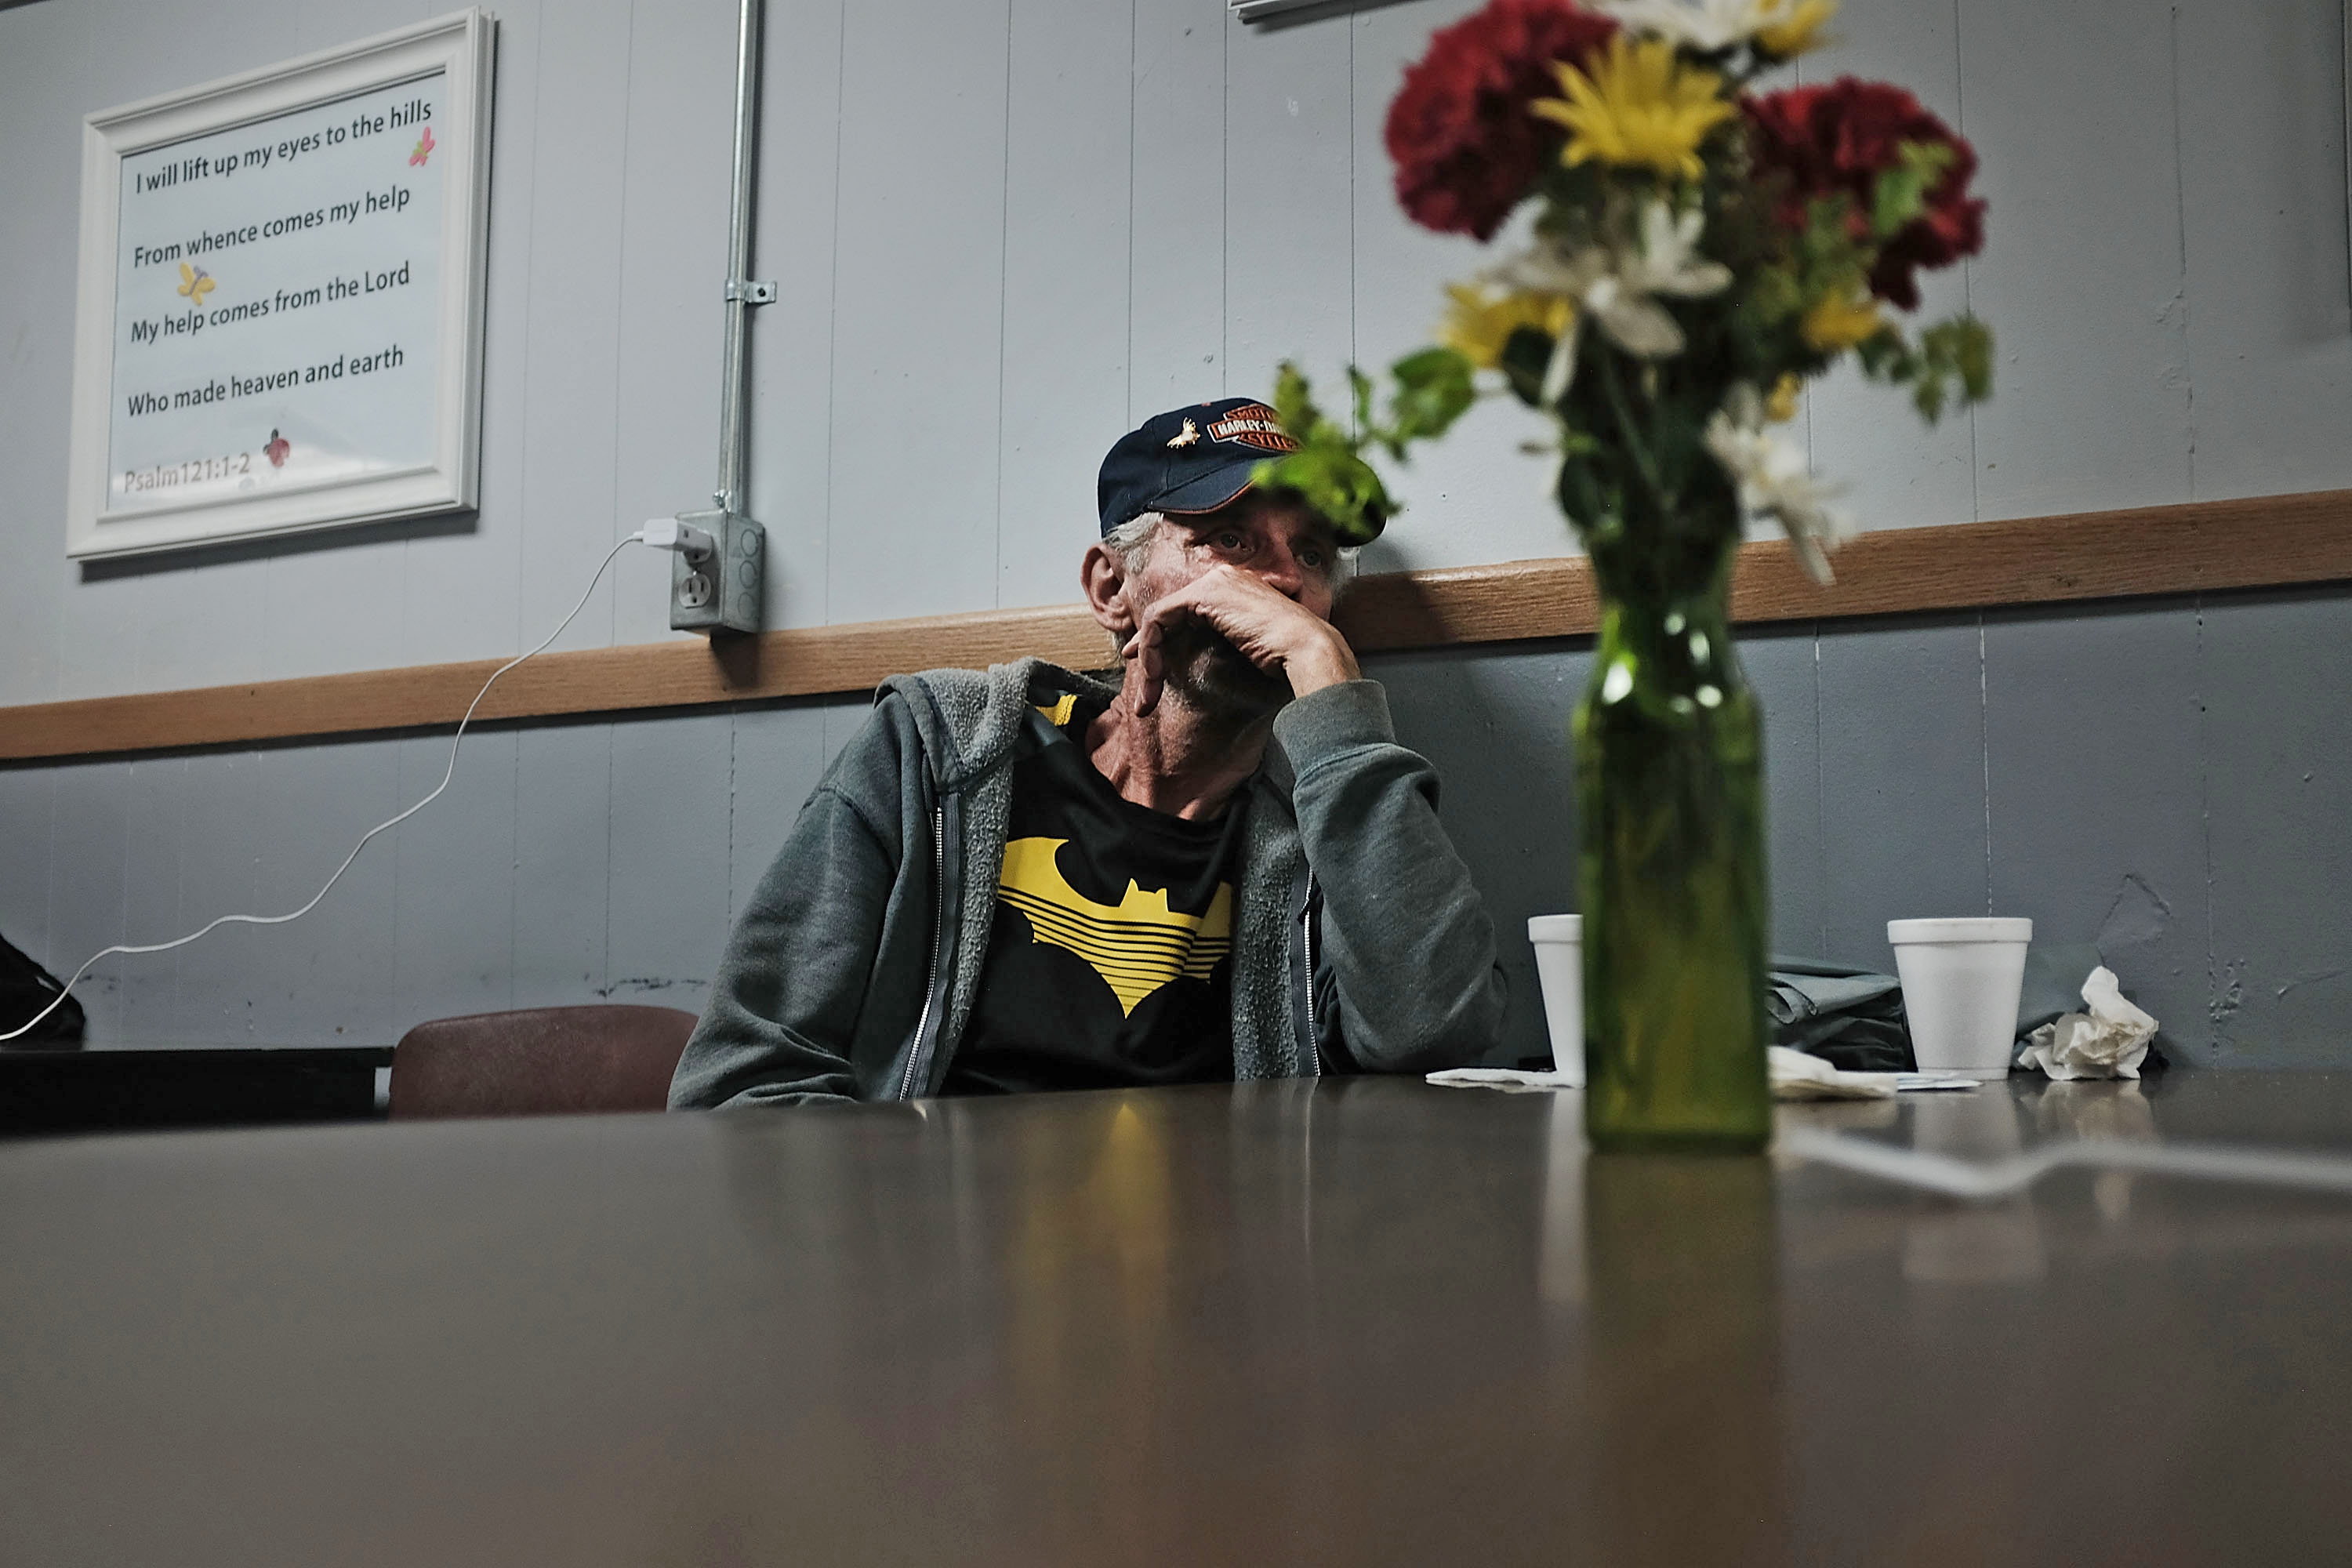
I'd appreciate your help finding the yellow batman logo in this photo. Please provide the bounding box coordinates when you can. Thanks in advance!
[996,836,1232,1017]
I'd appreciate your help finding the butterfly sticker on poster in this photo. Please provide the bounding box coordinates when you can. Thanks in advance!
[64,9,494,557]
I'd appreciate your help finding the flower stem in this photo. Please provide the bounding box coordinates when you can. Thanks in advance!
[1595,347,1667,512]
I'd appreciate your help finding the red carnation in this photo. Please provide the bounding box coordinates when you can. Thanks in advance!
[1385,0,1617,241]
[1744,78,1985,310]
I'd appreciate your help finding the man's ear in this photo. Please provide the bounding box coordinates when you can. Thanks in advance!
[1080,542,1136,639]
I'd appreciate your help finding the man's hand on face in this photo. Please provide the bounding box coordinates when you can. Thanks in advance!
[1124,561,1360,718]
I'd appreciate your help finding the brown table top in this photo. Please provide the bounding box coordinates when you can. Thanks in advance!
[5,1071,2351,1565]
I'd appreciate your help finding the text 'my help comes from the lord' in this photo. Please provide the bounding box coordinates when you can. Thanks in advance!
[107,74,445,516]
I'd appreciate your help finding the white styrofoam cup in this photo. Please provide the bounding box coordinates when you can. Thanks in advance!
[1887,917,2034,1080]
[1528,914,1585,1087]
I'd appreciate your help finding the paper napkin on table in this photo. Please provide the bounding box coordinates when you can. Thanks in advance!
[1768,1047,1977,1098]
[1766,1045,1906,1100]
[1424,1066,1577,1093]
[2017,965,2157,1080]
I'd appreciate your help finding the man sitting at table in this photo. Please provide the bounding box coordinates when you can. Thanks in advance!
[670,397,1507,1107]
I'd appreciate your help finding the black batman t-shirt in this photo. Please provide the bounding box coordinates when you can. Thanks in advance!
[942,694,1244,1094]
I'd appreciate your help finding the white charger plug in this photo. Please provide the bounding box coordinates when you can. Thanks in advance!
[638,517,717,562]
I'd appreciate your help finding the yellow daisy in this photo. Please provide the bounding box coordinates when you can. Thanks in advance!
[1531,33,1736,183]
[1439,283,1575,368]
[1802,292,1882,351]
[1755,0,1839,59]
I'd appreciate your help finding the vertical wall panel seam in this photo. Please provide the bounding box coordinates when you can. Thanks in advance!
[1812,626,1826,954]
[1977,614,1991,915]
[1124,0,1138,427]
[1347,9,1357,394]
[509,719,521,1011]
[38,766,57,973]
[601,721,615,996]
[725,706,739,921]
[512,2,558,662]
[1951,0,1977,524]
[2195,593,2215,1060]
[2165,1,2197,498]
[604,0,644,647]
[169,757,188,1030]
[993,0,1014,607]
[41,2,89,707]
[503,3,546,662]
[503,728,519,1013]
[114,762,134,1035]
[389,743,406,1041]
[821,0,850,627]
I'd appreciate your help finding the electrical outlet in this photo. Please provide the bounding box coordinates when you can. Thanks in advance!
[668,509,764,634]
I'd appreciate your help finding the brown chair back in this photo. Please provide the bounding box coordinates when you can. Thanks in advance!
[389,1005,698,1120]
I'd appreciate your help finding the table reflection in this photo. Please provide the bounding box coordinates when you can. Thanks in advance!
[1902,1089,2047,1284]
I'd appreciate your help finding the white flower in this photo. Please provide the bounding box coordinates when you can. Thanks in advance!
[1615,199,1733,306]
[1704,390,1852,583]
[1594,0,1807,52]
[1487,199,1733,396]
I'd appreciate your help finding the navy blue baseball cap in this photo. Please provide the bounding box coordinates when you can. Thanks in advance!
[1095,397,1379,543]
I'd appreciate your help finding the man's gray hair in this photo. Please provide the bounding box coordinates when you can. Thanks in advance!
[1103,512,1169,575]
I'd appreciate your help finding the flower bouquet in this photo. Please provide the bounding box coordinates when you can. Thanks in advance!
[1258,0,1992,1152]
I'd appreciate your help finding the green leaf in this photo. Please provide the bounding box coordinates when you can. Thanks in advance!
[1251,449,1394,546]
[1270,361,1317,437]
[1857,314,1994,426]
[1871,140,1956,239]
[1254,355,1489,541]
[1853,325,1918,384]
[1740,263,1804,332]
[1911,369,1948,423]
[1952,317,1994,401]
[1388,347,1477,443]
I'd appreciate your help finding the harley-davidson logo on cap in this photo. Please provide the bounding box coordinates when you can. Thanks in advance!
[1203,403,1299,453]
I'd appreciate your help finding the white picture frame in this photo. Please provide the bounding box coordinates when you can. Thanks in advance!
[64,10,495,559]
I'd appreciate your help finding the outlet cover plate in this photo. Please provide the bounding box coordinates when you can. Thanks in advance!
[668,509,764,634]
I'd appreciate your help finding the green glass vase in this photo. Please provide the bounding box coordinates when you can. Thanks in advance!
[1574,535,1771,1154]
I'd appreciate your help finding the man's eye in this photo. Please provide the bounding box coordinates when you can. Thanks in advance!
[1299,550,1327,570]
[1215,532,1247,551]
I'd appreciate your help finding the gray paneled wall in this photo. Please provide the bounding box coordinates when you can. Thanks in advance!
[2,0,2350,1069]
[5,585,2349,1067]
[3,0,2349,702]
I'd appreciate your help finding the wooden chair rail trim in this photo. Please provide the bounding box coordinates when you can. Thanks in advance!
[5,488,2350,763]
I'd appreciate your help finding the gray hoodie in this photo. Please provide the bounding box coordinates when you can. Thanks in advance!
[670,658,1506,1107]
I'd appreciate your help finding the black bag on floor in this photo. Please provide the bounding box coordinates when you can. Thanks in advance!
[0,932,84,1047]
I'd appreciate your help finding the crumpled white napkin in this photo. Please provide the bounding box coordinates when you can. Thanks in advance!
[1425,1050,1972,1100]
[2018,965,2157,1080]
[1767,1045,1896,1101]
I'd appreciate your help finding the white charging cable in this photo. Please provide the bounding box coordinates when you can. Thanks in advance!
[2,525,702,1044]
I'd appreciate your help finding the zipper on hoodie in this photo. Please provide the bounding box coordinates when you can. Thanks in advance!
[898,803,948,1100]
[1301,870,1320,1069]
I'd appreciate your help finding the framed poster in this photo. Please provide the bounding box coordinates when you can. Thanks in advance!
[64,10,495,559]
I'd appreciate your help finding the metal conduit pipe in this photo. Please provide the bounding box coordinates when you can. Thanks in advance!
[717,0,768,515]
[667,0,769,635]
